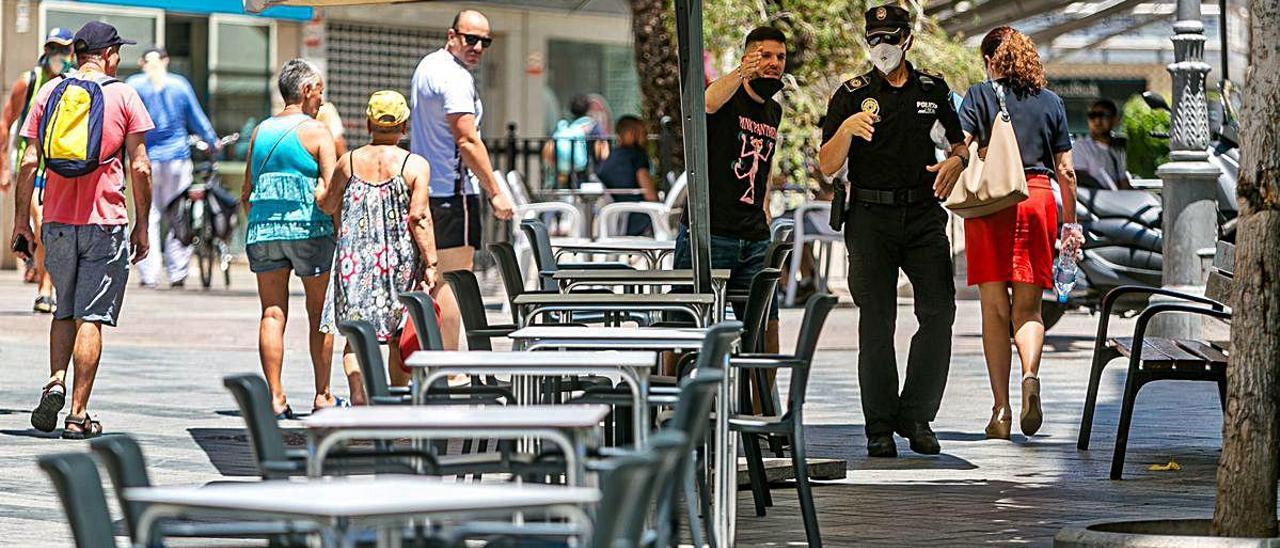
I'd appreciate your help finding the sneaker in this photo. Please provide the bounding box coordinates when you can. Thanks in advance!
[170,278,186,289]
[33,295,55,314]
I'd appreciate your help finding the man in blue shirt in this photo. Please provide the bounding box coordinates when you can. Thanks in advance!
[127,46,218,288]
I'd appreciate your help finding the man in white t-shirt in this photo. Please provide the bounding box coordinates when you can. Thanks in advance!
[1073,98,1130,190]
[409,9,513,351]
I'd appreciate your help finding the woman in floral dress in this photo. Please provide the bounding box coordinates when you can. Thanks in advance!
[317,90,438,403]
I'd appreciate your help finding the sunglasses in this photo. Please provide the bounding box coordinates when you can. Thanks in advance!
[454,31,493,49]
[1087,111,1112,119]
[866,32,906,47]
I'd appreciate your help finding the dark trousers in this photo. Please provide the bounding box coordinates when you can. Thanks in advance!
[844,199,956,437]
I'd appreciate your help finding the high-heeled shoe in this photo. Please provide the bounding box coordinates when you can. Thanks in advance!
[985,405,1012,440]
[1022,376,1043,436]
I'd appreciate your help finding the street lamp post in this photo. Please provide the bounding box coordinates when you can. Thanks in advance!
[1151,0,1221,338]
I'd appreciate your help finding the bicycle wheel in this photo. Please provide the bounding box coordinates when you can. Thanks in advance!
[196,201,216,289]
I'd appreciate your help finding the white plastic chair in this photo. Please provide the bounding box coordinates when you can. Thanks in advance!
[594,172,687,240]
[784,201,845,307]
[495,170,584,288]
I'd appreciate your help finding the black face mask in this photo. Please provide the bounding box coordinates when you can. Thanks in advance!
[750,77,784,99]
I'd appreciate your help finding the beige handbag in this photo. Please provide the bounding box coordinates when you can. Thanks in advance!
[944,81,1028,218]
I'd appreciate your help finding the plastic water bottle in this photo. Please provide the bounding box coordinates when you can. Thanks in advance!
[1054,224,1082,303]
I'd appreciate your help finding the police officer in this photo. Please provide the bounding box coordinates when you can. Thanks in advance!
[818,4,969,458]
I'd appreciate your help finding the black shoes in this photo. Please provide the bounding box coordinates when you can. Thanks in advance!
[866,434,897,458]
[896,421,941,455]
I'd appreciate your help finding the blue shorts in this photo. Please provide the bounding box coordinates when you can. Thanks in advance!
[673,225,779,321]
[42,222,131,326]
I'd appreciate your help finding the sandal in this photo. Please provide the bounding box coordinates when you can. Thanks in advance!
[31,380,66,433]
[274,405,296,421]
[311,396,350,415]
[61,414,103,440]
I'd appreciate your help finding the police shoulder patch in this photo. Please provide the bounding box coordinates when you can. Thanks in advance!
[843,76,868,93]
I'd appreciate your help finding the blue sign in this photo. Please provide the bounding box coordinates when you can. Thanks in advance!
[70,0,313,21]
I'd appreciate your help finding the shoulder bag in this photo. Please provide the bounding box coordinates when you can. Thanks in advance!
[944,81,1028,218]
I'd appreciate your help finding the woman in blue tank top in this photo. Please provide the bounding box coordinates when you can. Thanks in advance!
[241,59,350,418]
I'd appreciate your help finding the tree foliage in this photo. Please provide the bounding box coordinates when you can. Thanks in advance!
[1119,95,1170,178]
[701,0,983,190]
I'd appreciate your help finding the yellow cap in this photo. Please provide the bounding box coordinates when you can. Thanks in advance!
[366,90,409,127]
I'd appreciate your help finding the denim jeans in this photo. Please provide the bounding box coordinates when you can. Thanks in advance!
[673,225,778,321]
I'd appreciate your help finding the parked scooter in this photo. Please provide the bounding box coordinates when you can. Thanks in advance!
[1040,84,1239,331]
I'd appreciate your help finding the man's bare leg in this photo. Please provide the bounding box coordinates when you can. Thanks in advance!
[431,246,474,351]
[67,320,103,417]
[48,318,75,386]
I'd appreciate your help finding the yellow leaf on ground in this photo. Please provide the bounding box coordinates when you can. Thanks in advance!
[1148,459,1182,472]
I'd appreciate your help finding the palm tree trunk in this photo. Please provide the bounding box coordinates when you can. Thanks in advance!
[1212,0,1280,537]
[629,0,684,171]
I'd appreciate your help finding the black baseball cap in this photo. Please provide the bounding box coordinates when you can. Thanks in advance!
[865,4,912,36]
[73,21,136,53]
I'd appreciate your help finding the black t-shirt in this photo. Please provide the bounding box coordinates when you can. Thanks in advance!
[958,79,1072,174]
[821,64,964,190]
[596,145,650,202]
[683,86,782,241]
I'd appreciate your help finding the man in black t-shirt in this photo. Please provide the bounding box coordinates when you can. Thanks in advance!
[674,26,786,354]
[818,5,969,458]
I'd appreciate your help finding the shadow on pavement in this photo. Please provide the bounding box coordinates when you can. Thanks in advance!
[802,423,979,471]
[188,427,308,477]
[0,428,62,439]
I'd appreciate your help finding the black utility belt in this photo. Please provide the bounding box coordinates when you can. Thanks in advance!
[849,186,937,206]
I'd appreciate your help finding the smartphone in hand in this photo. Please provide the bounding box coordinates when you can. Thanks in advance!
[11,234,33,257]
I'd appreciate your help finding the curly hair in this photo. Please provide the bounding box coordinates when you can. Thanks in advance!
[980,26,1046,95]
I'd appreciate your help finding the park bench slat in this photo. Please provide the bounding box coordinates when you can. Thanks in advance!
[1175,339,1229,366]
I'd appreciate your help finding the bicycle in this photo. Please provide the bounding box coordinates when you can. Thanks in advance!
[182,133,240,289]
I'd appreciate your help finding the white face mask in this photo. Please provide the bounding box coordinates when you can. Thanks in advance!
[870,42,904,75]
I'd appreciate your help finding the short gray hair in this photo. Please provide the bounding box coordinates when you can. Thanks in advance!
[277,58,321,103]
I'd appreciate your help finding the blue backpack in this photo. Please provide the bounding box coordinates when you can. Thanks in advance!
[552,116,595,174]
[38,73,122,178]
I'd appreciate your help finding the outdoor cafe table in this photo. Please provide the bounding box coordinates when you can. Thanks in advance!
[405,350,656,443]
[126,477,598,548]
[552,238,676,268]
[302,405,611,486]
[551,268,731,318]
[512,292,716,327]
[506,325,738,542]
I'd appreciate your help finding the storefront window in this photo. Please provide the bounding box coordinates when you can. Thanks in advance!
[42,2,162,81]
[210,17,272,160]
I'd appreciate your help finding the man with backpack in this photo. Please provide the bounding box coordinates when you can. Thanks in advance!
[0,27,76,314]
[9,21,155,439]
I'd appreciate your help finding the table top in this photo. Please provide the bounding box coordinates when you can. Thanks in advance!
[553,238,676,252]
[304,404,612,430]
[510,326,709,342]
[405,350,655,369]
[552,269,730,282]
[512,293,715,306]
[126,478,599,519]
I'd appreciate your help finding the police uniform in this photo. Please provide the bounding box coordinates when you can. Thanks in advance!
[821,5,965,454]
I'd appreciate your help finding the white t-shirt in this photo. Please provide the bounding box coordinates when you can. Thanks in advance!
[409,48,483,197]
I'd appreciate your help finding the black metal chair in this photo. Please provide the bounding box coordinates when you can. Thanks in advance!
[89,435,316,547]
[519,218,632,292]
[730,293,837,548]
[39,452,118,548]
[222,373,432,478]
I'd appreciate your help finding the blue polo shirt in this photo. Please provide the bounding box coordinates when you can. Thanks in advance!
[126,73,217,162]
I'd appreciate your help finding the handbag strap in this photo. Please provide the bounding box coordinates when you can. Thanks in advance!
[991,80,1010,122]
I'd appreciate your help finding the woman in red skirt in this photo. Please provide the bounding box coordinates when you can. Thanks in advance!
[958,27,1084,440]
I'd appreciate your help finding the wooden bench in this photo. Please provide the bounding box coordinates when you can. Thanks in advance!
[1077,240,1234,480]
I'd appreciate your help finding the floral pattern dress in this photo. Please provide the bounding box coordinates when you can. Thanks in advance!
[321,155,420,342]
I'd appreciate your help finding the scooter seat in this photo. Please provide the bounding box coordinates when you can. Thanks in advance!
[1086,218,1162,253]
[1077,188,1161,226]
